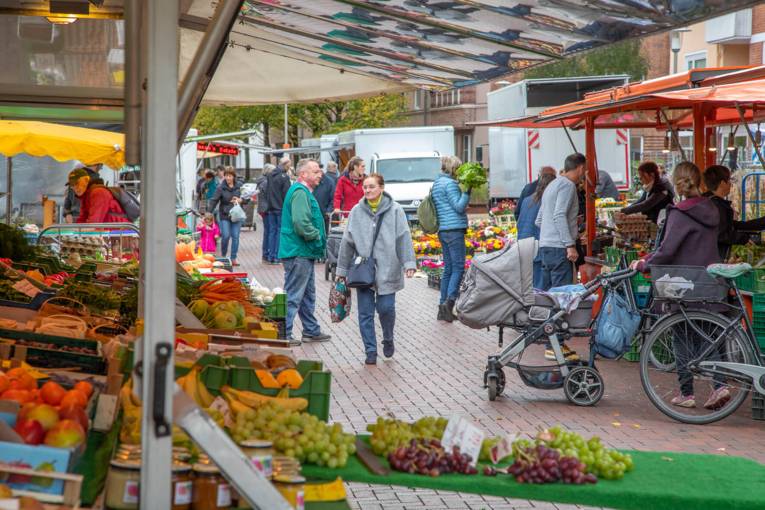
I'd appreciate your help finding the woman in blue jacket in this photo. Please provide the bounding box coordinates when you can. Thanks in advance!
[516,172,555,288]
[432,156,470,322]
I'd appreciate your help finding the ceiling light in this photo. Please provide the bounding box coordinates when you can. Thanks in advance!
[708,132,717,152]
[46,15,77,24]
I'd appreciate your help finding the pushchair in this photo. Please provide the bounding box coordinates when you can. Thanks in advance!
[324,211,348,281]
[455,238,637,406]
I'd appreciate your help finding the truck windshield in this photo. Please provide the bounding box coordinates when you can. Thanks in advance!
[376,157,441,183]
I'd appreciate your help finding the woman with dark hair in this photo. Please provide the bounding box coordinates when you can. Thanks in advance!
[208,167,243,266]
[332,156,366,215]
[516,172,556,288]
[621,161,675,223]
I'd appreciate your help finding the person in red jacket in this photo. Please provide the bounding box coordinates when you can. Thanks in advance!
[68,168,130,223]
[332,156,366,215]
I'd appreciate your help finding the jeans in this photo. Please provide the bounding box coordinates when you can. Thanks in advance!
[218,218,241,260]
[537,247,573,291]
[532,258,543,290]
[438,229,466,304]
[260,213,269,260]
[283,257,321,339]
[265,211,282,261]
[357,288,396,356]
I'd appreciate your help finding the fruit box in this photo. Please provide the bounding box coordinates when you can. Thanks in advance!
[0,407,82,497]
[227,358,332,421]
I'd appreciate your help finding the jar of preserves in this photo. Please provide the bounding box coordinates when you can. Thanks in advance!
[239,440,274,478]
[192,463,232,510]
[105,459,141,510]
[272,475,305,510]
[172,462,193,510]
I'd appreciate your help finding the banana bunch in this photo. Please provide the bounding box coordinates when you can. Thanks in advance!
[221,385,308,412]
[177,366,216,408]
[119,379,143,445]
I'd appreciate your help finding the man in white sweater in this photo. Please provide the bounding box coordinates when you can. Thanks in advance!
[535,153,586,361]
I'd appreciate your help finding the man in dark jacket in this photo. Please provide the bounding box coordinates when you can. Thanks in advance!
[514,166,556,219]
[264,156,293,264]
[703,164,765,260]
[596,170,620,200]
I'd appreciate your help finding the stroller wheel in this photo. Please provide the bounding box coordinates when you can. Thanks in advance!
[485,367,506,401]
[564,366,604,406]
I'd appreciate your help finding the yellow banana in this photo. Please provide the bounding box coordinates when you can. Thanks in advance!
[222,391,255,416]
[196,371,216,408]
[221,385,308,412]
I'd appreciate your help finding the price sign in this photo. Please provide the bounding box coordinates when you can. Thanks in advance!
[440,416,484,467]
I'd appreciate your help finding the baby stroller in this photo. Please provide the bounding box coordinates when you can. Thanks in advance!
[455,238,636,406]
[324,211,348,281]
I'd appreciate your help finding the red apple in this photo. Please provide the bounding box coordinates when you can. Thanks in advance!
[44,419,86,449]
[14,418,45,445]
[58,404,89,433]
[26,404,60,431]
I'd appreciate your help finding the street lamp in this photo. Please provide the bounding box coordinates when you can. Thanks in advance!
[670,28,691,73]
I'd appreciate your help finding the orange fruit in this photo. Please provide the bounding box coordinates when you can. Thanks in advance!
[0,374,8,394]
[73,381,93,398]
[40,381,67,406]
[6,368,37,391]
[60,390,88,409]
[1,389,31,404]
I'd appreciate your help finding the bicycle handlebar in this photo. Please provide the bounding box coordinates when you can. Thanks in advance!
[601,267,638,280]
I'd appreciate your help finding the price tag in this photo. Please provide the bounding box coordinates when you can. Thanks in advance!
[440,416,484,467]
[490,433,519,464]
[12,279,40,298]
[210,396,234,429]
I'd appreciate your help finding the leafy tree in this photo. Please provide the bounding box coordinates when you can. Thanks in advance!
[524,40,648,82]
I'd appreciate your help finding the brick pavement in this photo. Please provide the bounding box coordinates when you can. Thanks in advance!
[235,223,763,510]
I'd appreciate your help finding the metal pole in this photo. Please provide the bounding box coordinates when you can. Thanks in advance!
[585,117,597,258]
[124,0,142,166]
[559,120,578,152]
[692,104,706,169]
[736,103,765,170]
[659,108,689,162]
[139,0,178,507]
[284,103,289,146]
[5,157,11,224]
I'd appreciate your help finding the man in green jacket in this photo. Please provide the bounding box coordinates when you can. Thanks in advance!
[279,159,332,345]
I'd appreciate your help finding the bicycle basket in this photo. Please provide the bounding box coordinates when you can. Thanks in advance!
[650,265,728,302]
[517,364,564,390]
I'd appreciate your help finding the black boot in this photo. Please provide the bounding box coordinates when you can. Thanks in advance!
[443,299,455,323]
[437,304,446,321]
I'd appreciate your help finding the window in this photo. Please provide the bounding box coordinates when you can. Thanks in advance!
[462,134,472,162]
[685,51,707,70]
[475,145,483,162]
[413,90,421,110]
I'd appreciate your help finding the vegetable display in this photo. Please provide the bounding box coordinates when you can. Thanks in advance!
[456,162,487,189]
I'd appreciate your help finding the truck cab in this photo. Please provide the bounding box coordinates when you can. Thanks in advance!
[370,151,442,220]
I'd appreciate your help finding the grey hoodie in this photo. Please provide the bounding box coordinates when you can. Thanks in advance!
[336,192,417,295]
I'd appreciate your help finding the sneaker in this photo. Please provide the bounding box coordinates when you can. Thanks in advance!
[544,344,580,362]
[365,353,377,365]
[302,332,331,343]
[671,394,696,408]
[703,387,731,410]
[383,340,394,358]
[286,336,301,347]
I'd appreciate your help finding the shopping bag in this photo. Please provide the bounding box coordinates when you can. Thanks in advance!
[229,203,246,223]
[329,279,351,323]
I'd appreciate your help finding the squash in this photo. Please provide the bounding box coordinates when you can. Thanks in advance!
[254,369,281,389]
[276,369,304,390]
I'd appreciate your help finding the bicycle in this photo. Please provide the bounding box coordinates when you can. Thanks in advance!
[638,264,765,424]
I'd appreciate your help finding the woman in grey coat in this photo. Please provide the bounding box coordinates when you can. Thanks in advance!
[336,174,417,365]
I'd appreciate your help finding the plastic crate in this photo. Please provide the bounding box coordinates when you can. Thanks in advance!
[174,353,230,392]
[735,267,765,294]
[623,337,640,362]
[605,247,638,267]
[228,358,332,420]
[264,293,287,319]
[0,291,56,310]
[631,271,651,295]
[634,291,650,309]
[753,393,765,421]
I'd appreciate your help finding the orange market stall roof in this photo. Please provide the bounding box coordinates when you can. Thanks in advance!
[0,120,125,169]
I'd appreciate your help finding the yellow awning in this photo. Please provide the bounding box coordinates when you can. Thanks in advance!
[0,120,125,169]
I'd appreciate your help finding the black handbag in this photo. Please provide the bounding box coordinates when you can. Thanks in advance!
[346,210,387,289]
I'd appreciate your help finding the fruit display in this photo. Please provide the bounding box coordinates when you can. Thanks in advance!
[57,280,121,312]
[507,444,596,485]
[388,439,478,476]
[225,398,356,468]
[250,284,284,306]
[728,242,765,265]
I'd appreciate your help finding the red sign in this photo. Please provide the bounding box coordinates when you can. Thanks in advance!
[197,142,239,156]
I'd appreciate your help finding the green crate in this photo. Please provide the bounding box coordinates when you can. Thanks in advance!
[631,271,651,295]
[0,329,106,374]
[228,358,332,421]
[735,267,765,294]
[623,337,640,362]
[264,293,287,319]
[605,247,638,267]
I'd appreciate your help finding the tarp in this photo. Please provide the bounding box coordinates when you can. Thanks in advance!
[0,121,125,169]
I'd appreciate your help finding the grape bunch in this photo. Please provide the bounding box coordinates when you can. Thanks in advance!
[228,401,356,468]
[508,444,597,485]
[388,439,478,477]
[538,426,634,480]
[367,416,449,456]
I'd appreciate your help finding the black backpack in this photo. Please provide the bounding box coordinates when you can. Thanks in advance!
[94,185,140,222]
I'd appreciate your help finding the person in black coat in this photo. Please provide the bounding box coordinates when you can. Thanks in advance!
[621,161,674,223]
[703,164,765,260]
[208,167,243,265]
[514,166,556,219]
[263,156,293,264]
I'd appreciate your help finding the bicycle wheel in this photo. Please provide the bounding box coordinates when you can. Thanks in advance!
[640,311,754,424]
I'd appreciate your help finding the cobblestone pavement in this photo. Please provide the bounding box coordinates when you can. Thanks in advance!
[236,223,763,510]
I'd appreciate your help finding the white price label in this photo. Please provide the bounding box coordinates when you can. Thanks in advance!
[217,483,232,507]
[12,279,40,298]
[440,416,485,467]
[174,480,192,505]
[490,433,520,464]
[123,480,139,504]
[210,396,234,429]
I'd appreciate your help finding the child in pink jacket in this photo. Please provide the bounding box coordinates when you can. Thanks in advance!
[197,212,220,254]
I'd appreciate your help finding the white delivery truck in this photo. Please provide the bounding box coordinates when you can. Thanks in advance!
[488,76,631,202]
[335,126,455,219]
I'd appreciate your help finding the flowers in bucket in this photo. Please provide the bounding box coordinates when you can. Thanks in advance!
[490,200,514,217]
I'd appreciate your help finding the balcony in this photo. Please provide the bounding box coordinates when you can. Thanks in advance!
[705,9,752,44]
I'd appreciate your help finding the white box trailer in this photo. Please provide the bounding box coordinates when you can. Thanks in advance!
[488,76,631,200]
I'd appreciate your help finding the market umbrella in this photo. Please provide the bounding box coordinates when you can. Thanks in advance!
[0,120,125,169]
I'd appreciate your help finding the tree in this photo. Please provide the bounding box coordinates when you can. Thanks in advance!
[524,40,648,82]
[192,105,283,145]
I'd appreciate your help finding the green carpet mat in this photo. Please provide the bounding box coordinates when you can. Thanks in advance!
[302,445,765,510]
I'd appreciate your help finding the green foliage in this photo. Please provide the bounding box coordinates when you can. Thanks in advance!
[525,40,647,82]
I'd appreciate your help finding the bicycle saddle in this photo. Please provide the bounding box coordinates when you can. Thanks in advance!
[706,263,752,279]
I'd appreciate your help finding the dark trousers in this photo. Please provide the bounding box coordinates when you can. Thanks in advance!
[264,211,282,262]
[537,247,573,291]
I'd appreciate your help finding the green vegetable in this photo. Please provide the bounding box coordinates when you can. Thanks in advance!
[0,224,37,261]
[456,162,487,189]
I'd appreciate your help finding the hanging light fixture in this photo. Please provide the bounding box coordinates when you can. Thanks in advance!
[756,124,762,147]
[727,128,736,151]
[662,131,670,154]
[708,131,717,152]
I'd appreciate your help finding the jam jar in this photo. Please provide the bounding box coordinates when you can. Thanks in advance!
[192,462,232,510]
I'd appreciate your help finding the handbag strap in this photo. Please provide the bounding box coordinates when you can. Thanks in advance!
[368,209,388,258]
